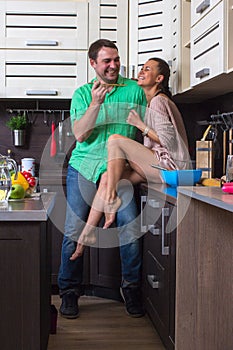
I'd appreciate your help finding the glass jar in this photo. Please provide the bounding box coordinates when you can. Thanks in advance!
[0,154,18,209]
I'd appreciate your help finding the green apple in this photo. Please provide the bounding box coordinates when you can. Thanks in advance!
[10,184,25,199]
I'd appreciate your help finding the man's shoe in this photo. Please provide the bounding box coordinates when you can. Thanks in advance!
[120,287,145,318]
[59,291,79,319]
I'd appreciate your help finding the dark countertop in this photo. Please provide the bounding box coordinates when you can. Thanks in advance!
[141,183,233,211]
[0,192,56,221]
[178,186,233,212]
[141,183,177,205]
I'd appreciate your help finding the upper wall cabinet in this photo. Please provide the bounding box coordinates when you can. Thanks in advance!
[0,0,88,49]
[190,1,224,86]
[173,0,233,102]
[129,0,172,78]
[88,0,128,79]
[0,0,89,99]
[227,0,233,72]
[190,0,233,90]
[0,49,88,99]
[191,0,222,26]
[170,0,191,95]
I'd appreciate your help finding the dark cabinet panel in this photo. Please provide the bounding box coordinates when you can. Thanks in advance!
[141,186,176,350]
[90,246,122,289]
[39,183,66,286]
[0,221,51,350]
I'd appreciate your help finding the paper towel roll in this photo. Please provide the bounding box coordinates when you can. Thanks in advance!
[21,158,35,176]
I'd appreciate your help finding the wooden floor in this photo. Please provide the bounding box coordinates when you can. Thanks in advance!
[48,295,166,350]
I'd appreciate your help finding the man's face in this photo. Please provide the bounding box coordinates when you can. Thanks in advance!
[90,47,121,84]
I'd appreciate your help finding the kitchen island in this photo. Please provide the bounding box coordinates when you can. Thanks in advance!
[176,187,233,350]
[0,193,55,350]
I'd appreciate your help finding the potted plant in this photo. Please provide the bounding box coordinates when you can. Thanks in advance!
[6,113,28,146]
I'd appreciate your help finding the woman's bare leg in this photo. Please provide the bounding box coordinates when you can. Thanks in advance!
[70,173,108,260]
[70,164,146,260]
[71,134,160,260]
[104,134,162,226]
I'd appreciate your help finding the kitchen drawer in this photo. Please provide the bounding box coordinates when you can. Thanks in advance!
[190,1,224,86]
[141,196,171,263]
[141,195,163,234]
[0,49,88,99]
[0,0,88,49]
[143,249,169,337]
[191,0,222,26]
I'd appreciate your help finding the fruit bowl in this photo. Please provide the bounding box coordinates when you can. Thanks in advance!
[160,169,202,187]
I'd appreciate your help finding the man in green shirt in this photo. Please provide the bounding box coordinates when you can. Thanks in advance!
[58,39,147,319]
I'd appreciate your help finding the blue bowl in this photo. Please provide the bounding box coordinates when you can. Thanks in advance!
[161,169,202,187]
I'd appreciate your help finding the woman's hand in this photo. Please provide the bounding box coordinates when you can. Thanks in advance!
[127,109,144,129]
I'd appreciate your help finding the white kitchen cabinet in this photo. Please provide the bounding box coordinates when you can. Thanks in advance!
[190,1,224,86]
[191,0,222,26]
[88,0,128,79]
[129,0,172,79]
[0,0,88,99]
[227,0,233,71]
[0,0,88,50]
[172,0,233,102]
[0,49,87,98]
[89,0,173,79]
[170,1,191,95]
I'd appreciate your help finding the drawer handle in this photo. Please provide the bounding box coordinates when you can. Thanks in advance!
[148,225,160,236]
[148,199,160,208]
[140,195,147,233]
[26,90,58,96]
[196,0,210,14]
[25,40,58,46]
[147,275,159,289]
[162,207,169,255]
[195,68,210,79]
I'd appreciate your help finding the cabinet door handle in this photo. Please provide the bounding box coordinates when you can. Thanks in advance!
[140,195,147,233]
[147,274,159,289]
[196,0,210,14]
[148,225,160,236]
[25,40,58,46]
[162,207,169,255]
[148,199,160,208]
[26,90,58,96]
[195,68,210,79]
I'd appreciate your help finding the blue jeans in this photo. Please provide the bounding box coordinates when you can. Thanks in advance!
[58,165,142,294]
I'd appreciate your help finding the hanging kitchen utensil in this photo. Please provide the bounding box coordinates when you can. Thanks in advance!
[58,122,63,153]
[220,114,230,173]
[201,124,212,141]
[50,121,56,157]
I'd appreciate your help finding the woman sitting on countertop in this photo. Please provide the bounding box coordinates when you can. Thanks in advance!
[70,57,190,260]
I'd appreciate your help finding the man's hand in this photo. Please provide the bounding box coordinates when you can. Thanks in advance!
[90,81,108,106]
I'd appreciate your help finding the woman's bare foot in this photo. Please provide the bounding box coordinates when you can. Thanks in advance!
[70,242,85,260]
[70,229,97,260]
[103,196,122,229]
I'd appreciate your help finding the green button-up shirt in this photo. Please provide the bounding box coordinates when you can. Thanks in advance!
[69,75,146,183]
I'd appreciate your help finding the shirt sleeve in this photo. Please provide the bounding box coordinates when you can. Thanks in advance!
[70,87,90,126]
[146,96,178,152]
